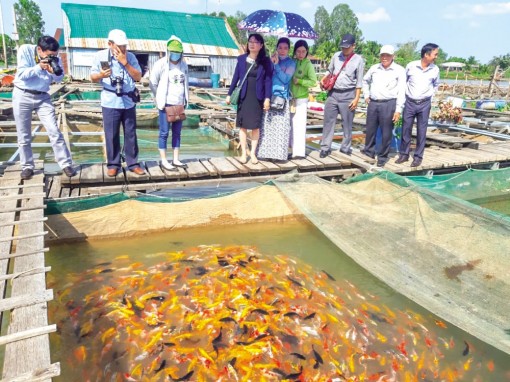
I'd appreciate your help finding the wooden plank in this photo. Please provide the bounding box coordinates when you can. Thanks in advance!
[0,267,50,282]
[307,151,345,168]
[3,171,54,379]
[476,143,510,158]
[257,160,282,173]
[185,160,210,178]
[209,157,240,175]
[59,164,82,185]
[125,161,151,182]
[0,324,56,346]
[45,174,62,199]
[268,159,298,172]
[460,147,508,162]
[242,159,271,173]
[225,157,250,174]
[78,163,103,183]
[0,218,47,229]
[0,363,60,382]
[144,160,166,180]
[161,164,184,180]
[199,159,218,177]
[353,150,377,164]
[0,290,53,313]
[103,163,125,184]
[288,157,318,170]
[0,231,47,243]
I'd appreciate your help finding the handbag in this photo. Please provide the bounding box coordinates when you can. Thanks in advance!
[321,53,356,91]
[270,95,286,110]
[230,61,256,106]
[165,105,186,123]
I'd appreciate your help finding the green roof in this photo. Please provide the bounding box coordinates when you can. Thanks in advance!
[61,3,238,49]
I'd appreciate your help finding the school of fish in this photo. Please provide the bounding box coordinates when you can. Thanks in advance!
[48,245,502,381]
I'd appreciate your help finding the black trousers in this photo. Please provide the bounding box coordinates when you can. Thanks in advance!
[364,99,396,162]
[400,98,431,160]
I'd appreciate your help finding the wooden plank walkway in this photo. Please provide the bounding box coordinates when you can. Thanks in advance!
[0,162,60,381]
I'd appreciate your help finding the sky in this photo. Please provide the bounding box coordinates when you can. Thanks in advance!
[0,0,509,64]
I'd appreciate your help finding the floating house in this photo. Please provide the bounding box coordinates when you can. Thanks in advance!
[59,3,243,83]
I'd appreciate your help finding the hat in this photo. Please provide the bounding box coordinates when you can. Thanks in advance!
[380,44,395,55]
[167,35,183,53]
[108,29,128,45]
[339,34,355,48]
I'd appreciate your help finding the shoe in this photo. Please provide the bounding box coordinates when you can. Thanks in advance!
[130,166,146,175]
[107,168,118,177]
[172,161,188,169]
[292,156,305,160]
[20,168,34,180]
[376,160,386,167]
[63,166,77,177]
[395,155,409,164]
[319,149,331,158]
[361,149,375,159]
[160,161,178,171]
[340,149,352,156]
[410,158,422,167]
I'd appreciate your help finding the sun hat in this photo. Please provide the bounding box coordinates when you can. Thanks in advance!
[107,29,128,45]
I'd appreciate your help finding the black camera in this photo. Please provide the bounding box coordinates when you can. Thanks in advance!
[42,55,63,76]
[110,76,124,97]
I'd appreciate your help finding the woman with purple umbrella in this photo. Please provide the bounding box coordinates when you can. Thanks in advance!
[257,37,296,162]
[226,34,272,164]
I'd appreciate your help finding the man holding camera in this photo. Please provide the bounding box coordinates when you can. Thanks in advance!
[90,29,144,177]
[13,35,76,180]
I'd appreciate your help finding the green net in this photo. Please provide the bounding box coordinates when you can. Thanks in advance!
[273,171,510,355]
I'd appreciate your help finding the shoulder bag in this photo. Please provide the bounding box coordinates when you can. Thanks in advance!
[165,105,187,123]
[230,61,256,106]
[321,53,355,91]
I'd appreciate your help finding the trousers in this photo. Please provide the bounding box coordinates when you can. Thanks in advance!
[399,98,431,159]
[364,99,396,162]
[290,98,308,157]
[320,89,356,152]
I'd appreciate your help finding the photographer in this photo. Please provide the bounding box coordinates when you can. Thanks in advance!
[13,35,76,180]
[90,29,144,177]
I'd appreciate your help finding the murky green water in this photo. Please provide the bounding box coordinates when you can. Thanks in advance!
[470,194,510,217]
[46,221,510,381]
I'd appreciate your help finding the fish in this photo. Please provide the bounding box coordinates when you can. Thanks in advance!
[285,366,303,380]
[290,352,306,360]
[154,359,166,374]
[322,270,336,281]
[462,341,470,356]
[312,345,324,369]
[219,317,238,324]
[168,370,194,381]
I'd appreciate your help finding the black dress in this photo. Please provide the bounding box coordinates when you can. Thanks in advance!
[236,62,263,130]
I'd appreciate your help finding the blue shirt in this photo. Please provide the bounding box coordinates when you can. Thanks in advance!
[13,44,64,92]
[405,60,440,100]
[272,56,296,99]
[90,48,141,109]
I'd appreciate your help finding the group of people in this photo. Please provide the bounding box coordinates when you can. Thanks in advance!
[12,30,439,181]
[13,29,189,180]
[226,34,318,164]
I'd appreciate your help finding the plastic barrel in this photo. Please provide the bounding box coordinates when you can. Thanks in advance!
[375,126,401,153]
[210,73,220,88]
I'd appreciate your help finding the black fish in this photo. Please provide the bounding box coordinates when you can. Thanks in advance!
[163,342,176,347]
[281,333,299,346]
[212,327,224,354]
[304,312,316,320]
[272,368,286,377]
[290,352,306,360]
[169,370,194,381]
[369,312,389,324]
[237,260,249,267]
[217,257,230,267]
[255,287,261,295]
[242,293,251,300]
[99,268,114,273]
[248,255,257,262]
[285,366,303,380]
[95,262,112,267]
[251,308,269,315]
[179,259,195,263]
[462,341,470,356]
[219,317,237,324]
[312,345,324,369]
[229,357,237,367]
[154,359,166,374]
[284,312,301,318]
[228,274,236,279]
[322,270,336,281]
[194,266,208,276]
[287,275,304,287]
[149,296,166,302]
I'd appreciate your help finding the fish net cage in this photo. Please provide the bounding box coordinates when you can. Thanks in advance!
[273,169,510,355]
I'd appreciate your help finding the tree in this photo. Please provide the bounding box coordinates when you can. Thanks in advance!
[359,40,381,68]
[489,53,510,70]
[313,6,332,49]
[0,34,16,65]
[394,40,419,66]
[226,11,247,47]
[330,4,363,46]
[14,0,45,45]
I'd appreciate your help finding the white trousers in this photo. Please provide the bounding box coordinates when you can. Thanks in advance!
[290,98,308,157]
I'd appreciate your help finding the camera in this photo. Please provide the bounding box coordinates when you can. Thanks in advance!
[110,76,124,96]
[42,55,63,76]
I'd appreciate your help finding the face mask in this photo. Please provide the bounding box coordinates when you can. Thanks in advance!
[279,55,287,60]
[169,52,182,62]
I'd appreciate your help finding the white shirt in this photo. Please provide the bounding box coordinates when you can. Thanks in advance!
[362,61,406,113]
[165,64,186,106]
[405,60,440,100]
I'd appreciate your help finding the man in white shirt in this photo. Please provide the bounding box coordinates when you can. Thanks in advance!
[361,45,405,167]
[396,43,440,167]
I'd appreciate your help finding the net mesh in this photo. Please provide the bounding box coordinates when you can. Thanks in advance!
[273,171,510,355]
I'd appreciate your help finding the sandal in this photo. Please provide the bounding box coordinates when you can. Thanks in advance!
[160,161,178,171]
[172,161,188,169]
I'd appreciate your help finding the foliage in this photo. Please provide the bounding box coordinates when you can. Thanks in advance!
[14,0,45,45]
[316,91,328,102]
[0,34,16,65]
[394,40,419,66]
[432,101,463,124]
[359,40,381,68]
[225,11,247,48]
[489,53,510,70]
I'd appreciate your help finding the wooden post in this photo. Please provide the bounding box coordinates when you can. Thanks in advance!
[488,65,499,97]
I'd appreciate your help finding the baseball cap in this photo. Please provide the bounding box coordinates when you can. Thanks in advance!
[380,44,395,55]
[339,34,355,48]
[167,35,183,53]
[108,29,128,45]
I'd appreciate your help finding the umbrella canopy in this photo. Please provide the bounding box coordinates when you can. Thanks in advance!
[238,9,318,40]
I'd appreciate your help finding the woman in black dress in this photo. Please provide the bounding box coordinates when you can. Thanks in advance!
[227,33,272,164]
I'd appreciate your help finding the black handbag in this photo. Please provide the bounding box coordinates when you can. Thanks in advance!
[270,95,286,110]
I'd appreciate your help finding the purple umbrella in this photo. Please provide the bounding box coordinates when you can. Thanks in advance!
[238,9,318,40]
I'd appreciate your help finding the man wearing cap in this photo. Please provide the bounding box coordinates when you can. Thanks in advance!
[361,44,406,167]
[395,43,440,167]
[90,29,144,177]
[149,35,190,171]
[13,35,76,180]
[319,33,364,157]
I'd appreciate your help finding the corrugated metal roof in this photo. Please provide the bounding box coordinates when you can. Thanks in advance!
[61,3,242,57]
[184,57,211,66]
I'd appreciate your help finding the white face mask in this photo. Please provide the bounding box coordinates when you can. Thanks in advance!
[169,52,182,62]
